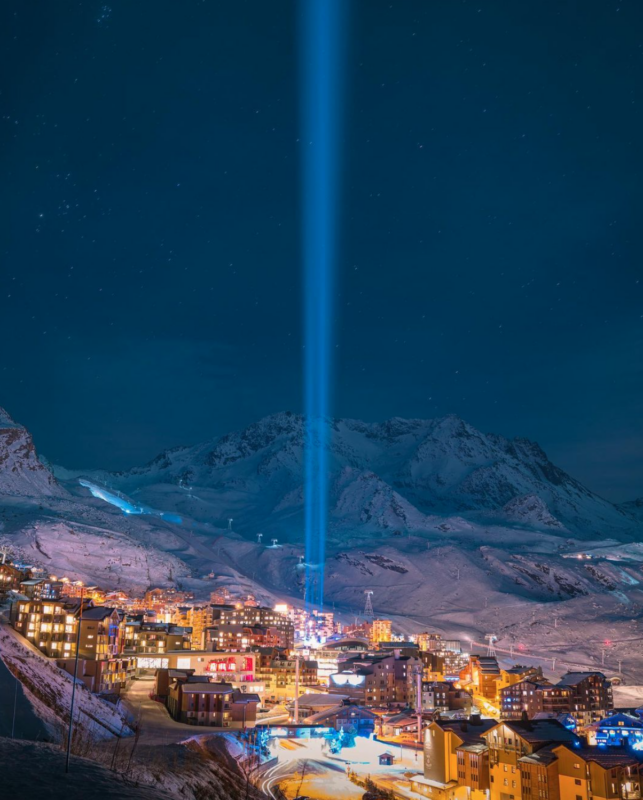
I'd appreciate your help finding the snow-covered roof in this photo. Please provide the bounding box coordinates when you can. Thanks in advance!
[181,684,234,694]
[558,672,605,686]
[80,606,116,620]
[295,693,349,707]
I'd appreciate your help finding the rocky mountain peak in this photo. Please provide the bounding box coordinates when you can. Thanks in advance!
[0,408,64,498]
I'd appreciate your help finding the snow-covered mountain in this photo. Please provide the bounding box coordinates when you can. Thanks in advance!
[77,412,636,543]
[0,407,63,498]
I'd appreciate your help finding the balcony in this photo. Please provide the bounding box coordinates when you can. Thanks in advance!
[622,783,641,800]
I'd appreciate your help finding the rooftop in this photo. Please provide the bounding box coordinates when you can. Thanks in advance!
[555,743,643,768]
[558,672,606,686]
[80,607,116,621]
[490,719,580,746]
[295,693,349,707]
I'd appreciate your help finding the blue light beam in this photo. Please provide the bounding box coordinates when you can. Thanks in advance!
[300,0,346,610]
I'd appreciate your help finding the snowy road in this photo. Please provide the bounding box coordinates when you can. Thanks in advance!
[120,678,237,745]
[254,734,422,800]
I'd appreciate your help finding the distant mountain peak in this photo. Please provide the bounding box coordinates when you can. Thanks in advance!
[0,406,21,429]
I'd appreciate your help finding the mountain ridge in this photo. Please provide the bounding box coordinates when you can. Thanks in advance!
[58,411,637,543]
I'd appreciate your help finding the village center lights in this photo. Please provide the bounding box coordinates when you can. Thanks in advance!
[301,0,346,610]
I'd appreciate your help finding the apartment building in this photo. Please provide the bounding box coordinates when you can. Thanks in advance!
[501,679,573,720]
[421,680,472,715]
[13,598,84,658]
[482,719,579,800]
[329,653,423,707]
[370,619,393,645]
[557,672,614,725]
[209,604,294,650]
[167,677,259,727]
[122,620,192,657]
[420,716,496,800]
[554,743,642,800]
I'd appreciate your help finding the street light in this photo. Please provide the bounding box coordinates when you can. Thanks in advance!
[65,587,85,773]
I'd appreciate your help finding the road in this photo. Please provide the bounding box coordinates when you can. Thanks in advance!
[120,677,240,745]
[253,734,421,800]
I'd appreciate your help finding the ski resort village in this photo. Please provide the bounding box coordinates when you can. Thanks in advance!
[2,555,643,800]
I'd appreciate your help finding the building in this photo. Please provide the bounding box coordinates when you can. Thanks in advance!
[311,638,370,685]
[421,680,472,715]
[418,711,642,800]
[371,619,393,645]
[75,606,121,659]
[58,655,132,694]
[172,605,211,649]
[304,702,377,733]
[382,711,419,737]
[138,651,257,686]
[500,679,573,720]
[422,716,496,800]
[553,743,642,800]
[12,598,82,658]
[12,599,131,693]
[481,719,579,800]
[417,633,443,652]
[295,693,350,720]
[122,620,192,657]
[166,675,259,728]
[258,657,318,702]
[274,604,335,642]
[167,679,232,726]
[460,655,502,702]
[557,672,613,725]
[593,712,643,748]
[18,579,47,600]
[329,653,423,707]
[208,604,294,650]
[0,562,23,594]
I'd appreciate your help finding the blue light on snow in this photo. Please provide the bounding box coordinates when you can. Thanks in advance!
[300,0,346,610]
[79,479,182,523]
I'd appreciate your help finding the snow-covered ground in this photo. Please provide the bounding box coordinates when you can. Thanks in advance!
[0,622,130,741]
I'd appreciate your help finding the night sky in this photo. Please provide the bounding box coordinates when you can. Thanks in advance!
[1,1,641,501]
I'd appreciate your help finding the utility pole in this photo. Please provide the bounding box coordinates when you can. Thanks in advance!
[414,665,423,747]
[11,677,18,739]
[485,634,497,658]
[65,587,85,773]
[294,654,300,723]
[256,533,263,544]
[364,590,374,620]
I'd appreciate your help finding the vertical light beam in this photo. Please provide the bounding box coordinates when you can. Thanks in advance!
[300,0,346,610]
